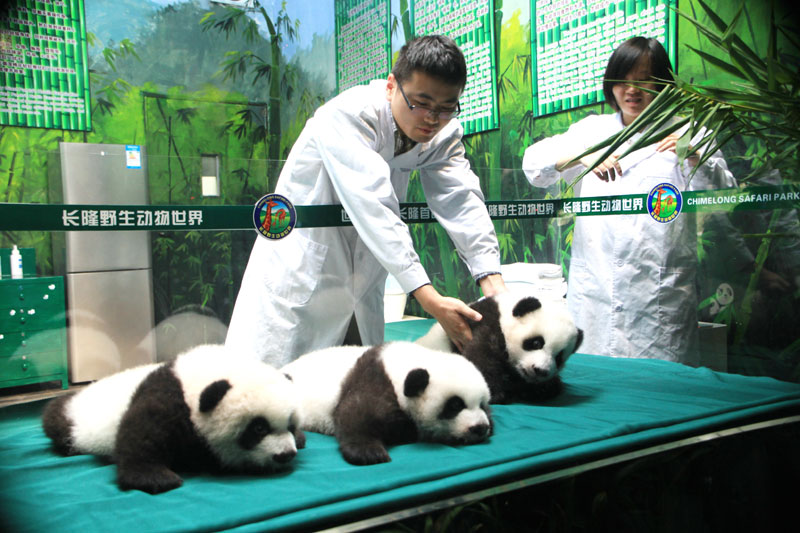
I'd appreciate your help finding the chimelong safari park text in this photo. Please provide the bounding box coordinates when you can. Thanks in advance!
[688,190,800,206]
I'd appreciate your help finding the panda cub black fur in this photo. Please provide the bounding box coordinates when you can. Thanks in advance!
[42,344,305,494]
[282,342,493,466]
[416,291,583,404]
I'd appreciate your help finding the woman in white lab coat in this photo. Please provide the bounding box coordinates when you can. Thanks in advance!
[226,36,505,366]
[523,37,735,364]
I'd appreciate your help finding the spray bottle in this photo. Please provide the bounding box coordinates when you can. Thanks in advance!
[10,245,23,279]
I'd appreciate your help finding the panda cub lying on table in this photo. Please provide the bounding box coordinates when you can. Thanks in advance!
[282,342,493,466]
[416,291,583,404]
[42,344,305,494]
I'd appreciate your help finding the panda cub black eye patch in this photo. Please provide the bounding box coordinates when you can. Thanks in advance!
[439,396,466,420]
[523,336,545,351]
[238,416,272,450]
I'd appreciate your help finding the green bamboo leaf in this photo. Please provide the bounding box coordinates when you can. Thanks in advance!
[102,48,117,72]
[688,99,711,136]
[694,0,728,34]
[767,140,800,165]
[767,3,776,92]
[685,45,745,79]
[720,4,744,44]
[690,102,722,140]
[675,129,693,160]
[559,2,799,192]
[199,12,215,26]
[676,9,724,49]
[686,129,737,185]
[616,89,686,133]
[778,23,800,52]
[566,92,680,182]
[765,60,796,86]
[726,49,768,90]
[686,126,720,160]
[729,34,768,71]
[689,89,777,111]
[619,117,689,159]
[119,39,140,61]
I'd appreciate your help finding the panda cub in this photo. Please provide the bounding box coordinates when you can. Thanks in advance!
[42,344,305,494]
[282,342,492,466]
[416,291,583,404]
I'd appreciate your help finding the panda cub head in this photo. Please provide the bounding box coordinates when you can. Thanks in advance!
[381,343,492,445]
[495,291,583,384]
[174,346,304,472]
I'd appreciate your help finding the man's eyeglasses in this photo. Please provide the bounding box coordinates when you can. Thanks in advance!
[397,83,461,120]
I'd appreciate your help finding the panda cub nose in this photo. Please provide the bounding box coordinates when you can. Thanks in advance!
[469,424,490,438]
[273,450,296,464]
[533,366,550,378]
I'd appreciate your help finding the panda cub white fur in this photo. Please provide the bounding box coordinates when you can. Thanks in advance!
[282,342,492,466]
[416,290,583,403]
[42,344,305,494]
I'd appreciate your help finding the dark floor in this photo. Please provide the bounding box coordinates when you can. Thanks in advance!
[363,422,800,533]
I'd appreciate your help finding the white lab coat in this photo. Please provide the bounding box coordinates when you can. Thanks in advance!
[523,112,736,364]
[226,80,501,365]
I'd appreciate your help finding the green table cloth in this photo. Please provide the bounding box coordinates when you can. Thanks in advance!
[1,320,799,532]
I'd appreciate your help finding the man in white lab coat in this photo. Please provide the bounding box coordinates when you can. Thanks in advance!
[226,35,505,366]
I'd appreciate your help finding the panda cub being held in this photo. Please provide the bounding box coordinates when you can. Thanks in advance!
[416,291,583,404]
[42,344,305,494]
[282,342,492,466]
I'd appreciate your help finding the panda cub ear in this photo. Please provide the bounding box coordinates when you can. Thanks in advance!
[512,296,542,318]
[574,329,584,352]
[403,368,430,398]
[199,379,232,413]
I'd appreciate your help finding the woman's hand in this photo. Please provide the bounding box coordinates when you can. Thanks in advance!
[656,133,700,166]
[580,152,623,182]
[557,150,622,182]
[412,284,481,352]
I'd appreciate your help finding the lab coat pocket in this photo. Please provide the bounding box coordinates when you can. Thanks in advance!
[262,232,328,305]
[656,266,697,356]
[566,259,596,316]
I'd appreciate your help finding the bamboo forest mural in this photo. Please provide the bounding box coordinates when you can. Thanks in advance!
[1,0,798,382]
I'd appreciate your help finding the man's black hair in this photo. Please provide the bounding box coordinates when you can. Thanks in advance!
[603,36,674,111]
[392,35,467,90]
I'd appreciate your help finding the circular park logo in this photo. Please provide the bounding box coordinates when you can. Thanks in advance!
[647,183,682,223]
[253,194,296,240]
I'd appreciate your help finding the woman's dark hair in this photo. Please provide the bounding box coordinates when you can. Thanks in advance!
[603,36,674,111]
[392,35,467,90]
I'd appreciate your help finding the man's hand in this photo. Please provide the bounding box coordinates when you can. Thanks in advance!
[412,284,481,352]
[478,273,506,298]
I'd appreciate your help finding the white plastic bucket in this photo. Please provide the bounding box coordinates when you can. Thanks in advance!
[384,274,407,322]
[500,262,567,301]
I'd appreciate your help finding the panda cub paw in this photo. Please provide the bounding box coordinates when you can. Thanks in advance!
[117,463,184,494]
[294,428,307,450]
[338,437,391,466]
